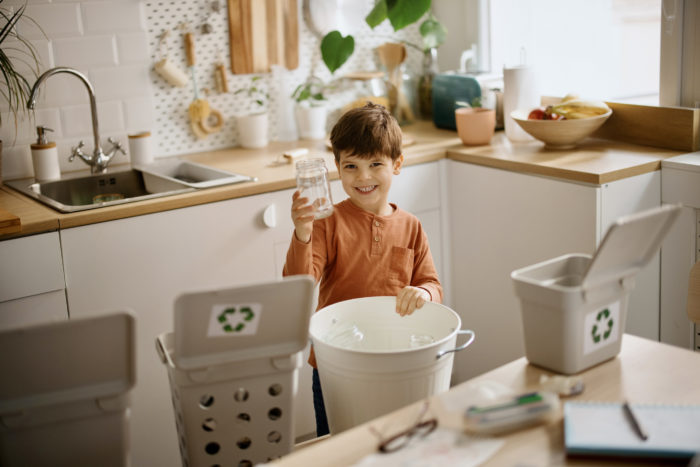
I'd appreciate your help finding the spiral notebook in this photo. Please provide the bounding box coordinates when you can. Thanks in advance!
[564,401,700,458]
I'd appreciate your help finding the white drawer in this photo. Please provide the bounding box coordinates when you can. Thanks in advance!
[0,232,65,302]
[0,289,68,330]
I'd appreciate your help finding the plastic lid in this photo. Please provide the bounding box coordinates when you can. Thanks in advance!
[0,311,136,413]
[173,275,316,370]
[581,204,682,290]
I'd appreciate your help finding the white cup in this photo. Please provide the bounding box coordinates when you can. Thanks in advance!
[128,131,154,166]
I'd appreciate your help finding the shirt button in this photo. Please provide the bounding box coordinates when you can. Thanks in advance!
[374,221,380,227]
[374,236,380,242]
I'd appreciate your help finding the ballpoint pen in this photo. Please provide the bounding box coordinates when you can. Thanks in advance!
[623,401,648,441]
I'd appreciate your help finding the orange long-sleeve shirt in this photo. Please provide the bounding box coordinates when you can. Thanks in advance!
[283,199,443,367]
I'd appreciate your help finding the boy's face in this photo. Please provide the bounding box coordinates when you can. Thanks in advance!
[335,151,403,216]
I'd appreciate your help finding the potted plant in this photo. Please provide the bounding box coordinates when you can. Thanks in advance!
[291,75,327,140]
[1,0,43,183]
[454,96,496,146]
[318,1,446,120]
[233,75,270,148]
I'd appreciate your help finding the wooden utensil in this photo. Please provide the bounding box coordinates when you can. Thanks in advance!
[185,32,224,139]
[687,260,700,324]
[228,0,298,74]
[375,43,414,122]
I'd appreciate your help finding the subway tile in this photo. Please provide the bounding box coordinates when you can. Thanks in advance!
[53,36,117,67]
[116,32,151,64]
[123,96,155,133]
[89,65,152,100]
[96,100,126,133]
[20,3,82,39]
[1,145,33,181]
[60,103,94,137]
[83,2,146,34]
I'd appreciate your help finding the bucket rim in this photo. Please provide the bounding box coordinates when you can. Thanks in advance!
[309,296,462,355]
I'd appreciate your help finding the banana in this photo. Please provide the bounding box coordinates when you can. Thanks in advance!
[552,99,610,119]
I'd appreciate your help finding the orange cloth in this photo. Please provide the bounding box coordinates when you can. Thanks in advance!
[283,199,443,367]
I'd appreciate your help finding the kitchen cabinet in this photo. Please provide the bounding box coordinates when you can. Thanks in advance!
[60,161,445,466]
[660,154,700,351]
[446,160,661,383]
[0,232,67,330]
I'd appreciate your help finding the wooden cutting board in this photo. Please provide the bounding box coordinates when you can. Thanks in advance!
[0,207,21,235]
[228,0,299,74]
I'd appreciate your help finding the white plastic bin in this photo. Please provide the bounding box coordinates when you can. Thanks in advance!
[156,276,315,467]
[309,296,475,434]
[511,204,681,374]
[0,311,136,467]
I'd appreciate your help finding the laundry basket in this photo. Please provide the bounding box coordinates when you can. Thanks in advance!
[156,276,315,467]
[0,311,136,467]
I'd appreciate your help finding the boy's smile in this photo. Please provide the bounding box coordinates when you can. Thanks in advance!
[336,151,403,216]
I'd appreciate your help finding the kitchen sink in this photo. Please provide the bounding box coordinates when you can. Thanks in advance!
[5,161,256,213]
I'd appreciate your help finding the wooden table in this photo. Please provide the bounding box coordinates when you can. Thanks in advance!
[273,335,700,466]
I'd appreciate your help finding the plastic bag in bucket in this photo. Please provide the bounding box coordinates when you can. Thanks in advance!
[309,296,475,433]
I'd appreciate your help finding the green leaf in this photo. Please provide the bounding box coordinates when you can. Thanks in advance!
[321,31,354,74]
[419,15,447,50]
[365,0,388,29]
[387,0,431,31]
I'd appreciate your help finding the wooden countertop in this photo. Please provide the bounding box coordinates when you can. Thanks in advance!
[448,132,682,185]
[0,120,685,239]
[272,335,700,466]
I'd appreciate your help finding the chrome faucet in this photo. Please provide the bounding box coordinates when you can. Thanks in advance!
[27,67,125,174]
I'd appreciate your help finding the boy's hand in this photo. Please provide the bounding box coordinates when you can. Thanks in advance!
[396,286,430,316]
[291,190,315,243]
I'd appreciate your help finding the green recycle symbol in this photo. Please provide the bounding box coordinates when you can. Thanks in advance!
[591,308,614,343]
[217,306,254,333]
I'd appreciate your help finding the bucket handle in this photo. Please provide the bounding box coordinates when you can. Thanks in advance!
[436,329,475,359]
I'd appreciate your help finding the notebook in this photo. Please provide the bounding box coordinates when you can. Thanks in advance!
[564,401,700,458]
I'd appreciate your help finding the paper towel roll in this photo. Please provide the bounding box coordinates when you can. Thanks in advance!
[503,66,539,142]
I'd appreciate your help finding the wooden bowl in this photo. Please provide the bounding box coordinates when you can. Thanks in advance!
[510,109,612,149]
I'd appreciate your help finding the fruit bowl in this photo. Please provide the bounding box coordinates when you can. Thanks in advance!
[511,108,612,149]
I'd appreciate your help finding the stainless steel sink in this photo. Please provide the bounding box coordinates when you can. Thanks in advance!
[6,161,257,213]
[6,168,195,213]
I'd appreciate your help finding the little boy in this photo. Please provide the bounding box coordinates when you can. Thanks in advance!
[283,102,442,436]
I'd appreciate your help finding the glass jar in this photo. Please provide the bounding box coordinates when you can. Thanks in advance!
[343,71,390,112]
[296,158,334,219]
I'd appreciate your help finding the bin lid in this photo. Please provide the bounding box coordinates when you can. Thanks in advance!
[0,311,136,414]
[582,204,681,290]
[173,275,316,370]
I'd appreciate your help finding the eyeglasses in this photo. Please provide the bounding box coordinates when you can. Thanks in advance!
[368,402,438,453]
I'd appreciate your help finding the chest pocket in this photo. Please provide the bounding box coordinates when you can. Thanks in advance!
[389,246,414,285]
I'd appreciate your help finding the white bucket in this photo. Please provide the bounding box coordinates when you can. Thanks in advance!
[309,296,475,433]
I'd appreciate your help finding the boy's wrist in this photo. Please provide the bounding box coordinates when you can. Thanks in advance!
[294,229,311,244]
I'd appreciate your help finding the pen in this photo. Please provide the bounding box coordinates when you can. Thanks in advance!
[622,401,648,441]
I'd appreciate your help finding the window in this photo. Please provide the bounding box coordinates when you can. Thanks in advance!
[486,0,661,104]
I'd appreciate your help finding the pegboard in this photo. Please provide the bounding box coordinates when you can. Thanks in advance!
[144,0,424,156]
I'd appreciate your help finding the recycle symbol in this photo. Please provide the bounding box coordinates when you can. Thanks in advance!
[217,306,254,333]
[591,308,614,343]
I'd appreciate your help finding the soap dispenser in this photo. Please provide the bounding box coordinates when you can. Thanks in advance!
[30,126,60,181]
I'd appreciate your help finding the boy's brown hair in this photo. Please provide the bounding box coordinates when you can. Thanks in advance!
[329,102,402,162]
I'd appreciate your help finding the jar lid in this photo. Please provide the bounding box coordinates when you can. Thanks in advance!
[128,131,151,139]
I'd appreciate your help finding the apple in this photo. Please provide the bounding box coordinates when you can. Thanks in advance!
[528,108,546,120]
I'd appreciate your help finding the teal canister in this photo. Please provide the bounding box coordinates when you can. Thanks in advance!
[431,73,481,130]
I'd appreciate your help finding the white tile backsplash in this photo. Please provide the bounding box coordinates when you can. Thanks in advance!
[53,36,118,67]
[2,145,34,181]
[96,100,126,133]
[60,103,95,137]
[22,3,82,38]
[89,65,151,100]
[82,2,145,33]
[123,96,155,133]
[116,32,151,63]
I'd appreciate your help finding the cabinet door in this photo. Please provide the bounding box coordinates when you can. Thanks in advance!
[61,192,295,467]
[447,161,599,382]
[0,232,67,329]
